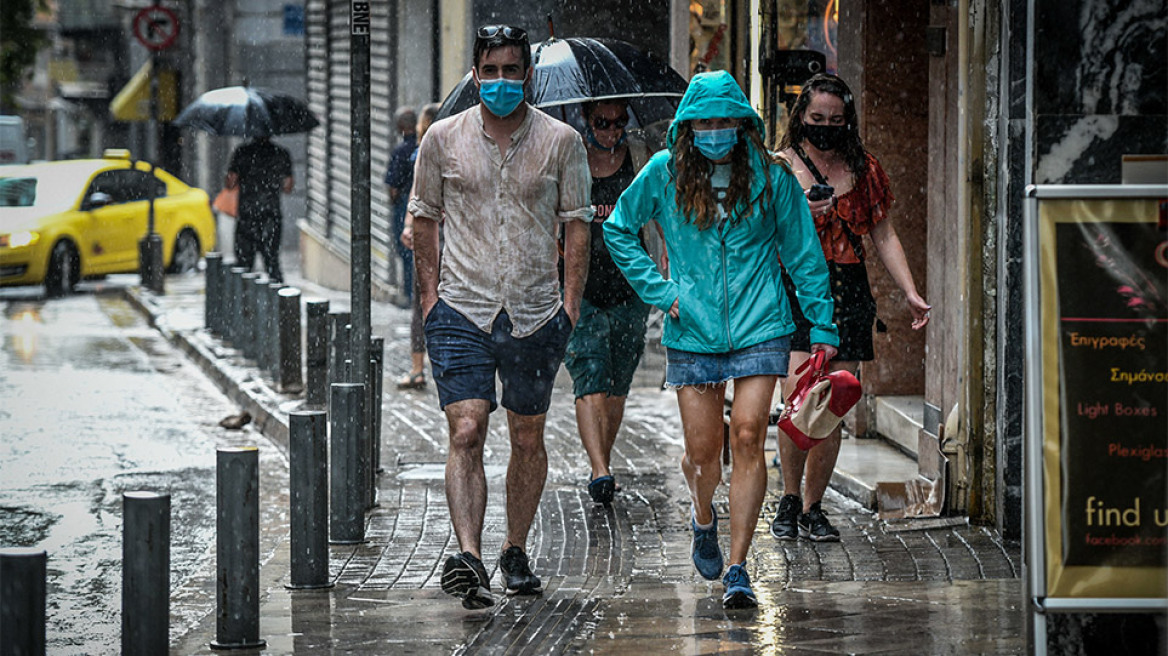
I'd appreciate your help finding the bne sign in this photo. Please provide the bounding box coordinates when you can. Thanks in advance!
[351,1,369,35]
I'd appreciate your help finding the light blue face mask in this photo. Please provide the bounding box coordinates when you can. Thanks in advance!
[693,127,739,160]
[478,78,526,118]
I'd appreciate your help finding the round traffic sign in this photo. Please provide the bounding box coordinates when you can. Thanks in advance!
[133,6,180,51]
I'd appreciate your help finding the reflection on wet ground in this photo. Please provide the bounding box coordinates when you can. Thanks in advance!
[2,273,1027,654]
[0,287,276,653]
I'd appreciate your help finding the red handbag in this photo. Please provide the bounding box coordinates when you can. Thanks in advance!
[778,350,862,450]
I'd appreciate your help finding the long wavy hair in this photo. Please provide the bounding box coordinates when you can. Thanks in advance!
[777,74,867,175]
[672,120,788,231]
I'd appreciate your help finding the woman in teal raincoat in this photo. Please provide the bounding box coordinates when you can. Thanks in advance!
[604,70,839,609]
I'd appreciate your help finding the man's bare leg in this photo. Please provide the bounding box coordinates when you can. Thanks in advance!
[444,399,492,558]
[503,410,549,551]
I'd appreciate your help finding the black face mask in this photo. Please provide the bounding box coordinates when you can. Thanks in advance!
[803,124,848,151]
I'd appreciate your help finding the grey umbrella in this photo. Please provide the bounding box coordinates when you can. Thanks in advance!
[173,86,319,137]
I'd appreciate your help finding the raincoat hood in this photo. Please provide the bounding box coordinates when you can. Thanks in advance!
[666,71,765,150]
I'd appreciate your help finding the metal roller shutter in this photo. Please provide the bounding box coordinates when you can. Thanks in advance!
[305,0,330,238]
[304,0,402,294]
[370,1,395,287]
[326,0,353,253]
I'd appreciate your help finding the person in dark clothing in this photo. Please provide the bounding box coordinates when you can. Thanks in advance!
[384,106,418,302]
[226,136,293,282]
[564,99,653,507]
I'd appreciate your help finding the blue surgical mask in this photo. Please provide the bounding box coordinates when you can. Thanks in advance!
[478,78,526,118]
[693,127,739,160]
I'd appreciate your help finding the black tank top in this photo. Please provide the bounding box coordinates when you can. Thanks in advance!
[584,153,640,307]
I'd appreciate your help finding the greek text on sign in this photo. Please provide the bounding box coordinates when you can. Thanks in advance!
[351,1,369,35]
[132,6,180,51]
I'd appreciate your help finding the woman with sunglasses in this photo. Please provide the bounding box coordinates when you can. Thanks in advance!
[604,71,838,609]
[564,100,654,506]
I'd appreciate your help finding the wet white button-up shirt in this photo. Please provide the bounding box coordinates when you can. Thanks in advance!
[408,104,593,337]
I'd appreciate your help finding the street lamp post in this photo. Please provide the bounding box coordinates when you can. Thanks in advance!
[350,3,372,448]
[139,42,165,294]
[134,0,177,294]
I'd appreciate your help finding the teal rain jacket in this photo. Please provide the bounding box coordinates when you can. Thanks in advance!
[603,70,838,354]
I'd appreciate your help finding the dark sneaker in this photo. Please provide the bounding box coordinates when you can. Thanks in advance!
[499,546,542,595]
[798,501,841,542]
[588,475,615,505]
[770,494,801,541]
[691,505,724,580]
[441,552,496,610]
[722,563,758,609]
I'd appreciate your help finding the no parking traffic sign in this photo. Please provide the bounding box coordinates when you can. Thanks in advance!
[133,5,180,51]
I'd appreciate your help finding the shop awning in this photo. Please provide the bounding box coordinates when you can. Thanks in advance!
[109,61,178,122]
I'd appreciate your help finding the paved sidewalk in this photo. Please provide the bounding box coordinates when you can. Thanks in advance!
[126,270,1024,654]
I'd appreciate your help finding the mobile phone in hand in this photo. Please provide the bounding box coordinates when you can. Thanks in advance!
[807,183,834,201]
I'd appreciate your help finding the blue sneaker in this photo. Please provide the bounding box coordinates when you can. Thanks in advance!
[691,505,724,580]
[722,563,758,609]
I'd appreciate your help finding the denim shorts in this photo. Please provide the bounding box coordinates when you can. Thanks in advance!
[564,296,650,398]
[423,299,572,415]
[665,335,792,388]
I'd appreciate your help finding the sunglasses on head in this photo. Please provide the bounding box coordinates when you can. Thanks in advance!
[476,25,528,41]
[591,116,629,130]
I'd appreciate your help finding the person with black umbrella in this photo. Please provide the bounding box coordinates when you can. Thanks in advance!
[224,136,293,282]
[409,24,592,609]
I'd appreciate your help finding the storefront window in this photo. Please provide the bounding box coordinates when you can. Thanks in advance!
[761,0,839,144]
[690,0,731,75]
[775,0,838,74]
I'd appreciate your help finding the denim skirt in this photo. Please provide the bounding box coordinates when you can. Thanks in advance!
[665,335,792,388]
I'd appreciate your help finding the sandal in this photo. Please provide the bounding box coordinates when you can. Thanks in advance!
[397,372,426,390]
[588,475,615,505]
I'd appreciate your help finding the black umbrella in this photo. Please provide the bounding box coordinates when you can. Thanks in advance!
[438,37,687,143]
[173,86,320,137]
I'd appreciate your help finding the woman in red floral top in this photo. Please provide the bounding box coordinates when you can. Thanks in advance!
[771,74,931,542]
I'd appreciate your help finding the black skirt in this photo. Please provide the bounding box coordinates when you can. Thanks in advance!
[782,261,877,362]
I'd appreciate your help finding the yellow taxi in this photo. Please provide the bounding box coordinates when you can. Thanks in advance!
[0,149,216,296]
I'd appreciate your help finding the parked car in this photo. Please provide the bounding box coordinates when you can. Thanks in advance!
[0,149,216,296]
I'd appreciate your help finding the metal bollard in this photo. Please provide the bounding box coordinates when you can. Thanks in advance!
[227,267,247,345]
[369,335,385,480]
[340,327,353,382]
[0,548,46,656]
[212,256,229,336]
[251,275,270,368]
[240,273,260,360]
[122,492,170,656]
[265,283,284,380]
[253,279,271,374]
[287,411,332,589]
[205,252,223,335]
[212,447,266,650]
[278,287,304,393]
[305,300,330,407]
[328,311,351,389]
[330,383,366,544]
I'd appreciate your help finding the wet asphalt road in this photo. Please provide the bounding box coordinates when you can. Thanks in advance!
[0,276,282,653]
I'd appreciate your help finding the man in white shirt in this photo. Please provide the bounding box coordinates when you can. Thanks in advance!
[409,24,592,609]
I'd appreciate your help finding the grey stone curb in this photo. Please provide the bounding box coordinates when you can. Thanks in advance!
[121,286,292,451]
